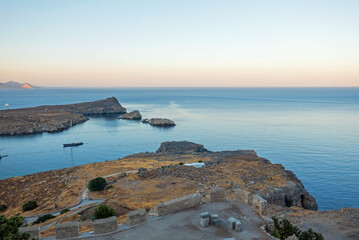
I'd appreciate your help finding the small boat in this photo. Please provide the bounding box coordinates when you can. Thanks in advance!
[63,142,83,148]
[0,154,8,159]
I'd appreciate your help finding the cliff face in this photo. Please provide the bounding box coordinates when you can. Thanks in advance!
[0,97,126,135]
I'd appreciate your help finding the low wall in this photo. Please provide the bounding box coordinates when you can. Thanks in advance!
[208,187,225,202]
[154,193,202,216]
[94,216,118,234]
[19,226,40,239]
[127,208,147,226]
[55,221,79,239]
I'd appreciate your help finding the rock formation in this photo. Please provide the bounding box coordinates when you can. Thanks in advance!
[0,81,34,89]
[141,118,175,127]
[156,141,208,154]
[0,97,126,135]
[119,110,142,120]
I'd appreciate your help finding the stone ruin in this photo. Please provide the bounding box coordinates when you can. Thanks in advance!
[235,188,268,217]
[127,208,147,225]
[94,216,118,234]
[199,211,242,232]
[208,187,225,202]
[154,192,202,216]
[19,226,40,240]
[55,221,79,239]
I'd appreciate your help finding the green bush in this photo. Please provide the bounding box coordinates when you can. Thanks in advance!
[285,197,293,207]
[178,162,184,165]
[272,217,324,240]
[0,204,7,212]
[94,205,116,220]
[60,208,70,214]
[88,177,106,191]
[22,201,38,212]
[33,214,55,224]
[0,215,29,240]
[198,160,203,163]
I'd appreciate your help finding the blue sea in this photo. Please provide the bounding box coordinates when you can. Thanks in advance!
[0,87,358,210]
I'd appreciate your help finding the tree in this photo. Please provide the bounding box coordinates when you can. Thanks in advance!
[88,177,106,191]
[0,215,29,240]
[0,204,7,212]
[94,205,116,220]
[22,201,38,212]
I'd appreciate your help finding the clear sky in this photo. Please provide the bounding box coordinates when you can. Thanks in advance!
[0,0,358,87]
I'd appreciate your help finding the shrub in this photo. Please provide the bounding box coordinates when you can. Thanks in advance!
[198,160,203,163]
[60,208,70,214]
[0,215,29,240]
[178,162,184,165]
[33,214,55,224]
[0,204,7,212]
[94,205,116,220]
[272,217,324,240]
[22,201,38,212]
[88,177,106,191]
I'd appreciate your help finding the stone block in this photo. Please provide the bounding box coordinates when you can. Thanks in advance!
[234,188,253,206]
[94,216,118,234]
[19,226,40,240]
[264,217,274,234]
[199,211,211,219]
[227,217,236,230]
[210,214,219,225]
[208,187,225,202]
[127,208,147,226]
[200,217,209,227]
[154,193,202,216]
[56,221,79,239]
[234,219,242,232]
[252,194,268,216]
[285,235,299,240]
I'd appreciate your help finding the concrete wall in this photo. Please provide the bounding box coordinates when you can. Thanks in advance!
[154,193,202,216]
[94,216,118,234]
[127,208,147,226]
[234,188,253,206]
[55,221,79,239]
[208,187,225,202]
[252,195,268,216]
[19,226,40,240]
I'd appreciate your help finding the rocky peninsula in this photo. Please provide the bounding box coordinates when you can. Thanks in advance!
[0,141,358,239]
[0,97,126,135]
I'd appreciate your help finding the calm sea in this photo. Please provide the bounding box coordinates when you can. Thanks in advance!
[0,87,358,210]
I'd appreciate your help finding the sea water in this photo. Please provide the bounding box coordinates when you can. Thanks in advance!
[0,87,358,210]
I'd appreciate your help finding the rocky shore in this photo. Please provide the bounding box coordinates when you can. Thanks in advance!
[0,97,126,135]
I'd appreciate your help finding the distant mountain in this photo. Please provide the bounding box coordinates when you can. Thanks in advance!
[0,81,34,89]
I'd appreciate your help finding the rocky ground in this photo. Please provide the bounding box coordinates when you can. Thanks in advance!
[0,141,358,239]
[0,97,126,135]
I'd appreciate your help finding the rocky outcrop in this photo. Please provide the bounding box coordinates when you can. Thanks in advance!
[142,118,175,127]
[0,81,34,89]
[0,97,126,136]
[156,141,209,154]
[120,110,142,120]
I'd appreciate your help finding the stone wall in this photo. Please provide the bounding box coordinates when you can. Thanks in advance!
[127,208,147,225]
[234,188,268,217]
[154,193,202,216]
[19,226,40,240]
[234,188,253,205]
[94,216,118,234]
[253,195,268,216]
[208,187,225,202]
[55,221,79,239]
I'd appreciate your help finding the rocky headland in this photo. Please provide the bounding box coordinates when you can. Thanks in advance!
[0,81,34,89]
[0,141,358,239]
[0,97,126,135]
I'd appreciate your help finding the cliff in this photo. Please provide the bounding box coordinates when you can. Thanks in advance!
[0,97,126,135]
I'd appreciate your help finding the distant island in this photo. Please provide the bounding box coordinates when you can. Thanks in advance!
[0,81,34,89]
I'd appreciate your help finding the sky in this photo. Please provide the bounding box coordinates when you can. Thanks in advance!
[0,0,358,87]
